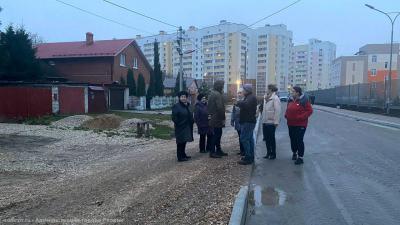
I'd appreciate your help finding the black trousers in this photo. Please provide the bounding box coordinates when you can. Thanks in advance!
[177,142,187,160]
[288,126,307,157]
[210,127,222,154]
[237,129,244,154]
[263,124,276,157]
[199,133,213,152]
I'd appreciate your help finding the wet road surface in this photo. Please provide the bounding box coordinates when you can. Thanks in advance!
[246,108,400,225]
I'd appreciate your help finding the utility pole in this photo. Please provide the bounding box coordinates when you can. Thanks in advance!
[365,4,400,114]
[177,26,184,91]
[244,49,247,85]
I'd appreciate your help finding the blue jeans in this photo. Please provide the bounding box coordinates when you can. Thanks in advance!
[240,123,256,162]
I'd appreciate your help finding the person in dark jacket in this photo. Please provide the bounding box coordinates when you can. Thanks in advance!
[172,91,194,162]
[207,80,227,158]
[236,84,258,165]
[285,86,313,165]
[194,93,213,153]
[231,89,244,156]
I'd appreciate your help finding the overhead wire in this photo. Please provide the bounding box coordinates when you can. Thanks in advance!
[55,0,154,35]
[103,0,179,29]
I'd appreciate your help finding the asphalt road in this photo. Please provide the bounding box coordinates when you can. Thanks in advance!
[246,108,400,225]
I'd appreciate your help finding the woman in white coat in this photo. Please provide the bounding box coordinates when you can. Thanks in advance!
[259,84,281,159]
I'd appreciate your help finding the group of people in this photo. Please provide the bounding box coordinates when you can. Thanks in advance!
[171,80,313,165]
[171,80,228,162]
[258,85,313,165]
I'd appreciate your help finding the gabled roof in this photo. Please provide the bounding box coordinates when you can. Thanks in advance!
[359,43,400,55]
[36,39,135,59]
[36,38,153,72]
[163,77,197,89]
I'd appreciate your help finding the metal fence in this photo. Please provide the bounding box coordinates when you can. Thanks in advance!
[128,96,178,110]
[308,79,400,110]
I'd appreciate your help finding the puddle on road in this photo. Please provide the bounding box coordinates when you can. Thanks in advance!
[249,185,287,207]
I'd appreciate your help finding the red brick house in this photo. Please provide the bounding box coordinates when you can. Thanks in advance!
[36,32,152,85]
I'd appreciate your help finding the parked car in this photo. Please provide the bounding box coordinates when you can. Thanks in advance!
[279,96,289,102]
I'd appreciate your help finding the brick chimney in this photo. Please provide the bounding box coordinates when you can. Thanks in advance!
[86,32,94,45]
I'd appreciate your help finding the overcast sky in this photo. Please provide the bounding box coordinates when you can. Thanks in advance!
[1,0,399,56]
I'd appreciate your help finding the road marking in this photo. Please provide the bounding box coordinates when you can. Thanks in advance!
[357,121,400,131]
[316,109,400,131]
[312,160,354,225]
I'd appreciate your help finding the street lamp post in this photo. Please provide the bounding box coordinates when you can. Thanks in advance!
[365,4,400,113]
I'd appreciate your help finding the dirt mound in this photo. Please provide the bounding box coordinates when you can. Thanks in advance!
[81,114,123,130]
[52,115,93,128]
[119,118,145,131]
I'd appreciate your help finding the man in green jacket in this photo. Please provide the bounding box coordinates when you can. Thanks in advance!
[208,80,228,158]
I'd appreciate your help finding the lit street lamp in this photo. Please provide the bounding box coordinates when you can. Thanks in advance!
[365,4,400,113]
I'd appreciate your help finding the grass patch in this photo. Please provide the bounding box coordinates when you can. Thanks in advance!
[110,111,170,121]
[23,115,67,125]
[103,130,121,137]
[73,126,91,131]
[150,124,173,140]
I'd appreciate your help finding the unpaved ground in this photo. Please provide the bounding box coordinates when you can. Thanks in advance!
[0,115,251,224]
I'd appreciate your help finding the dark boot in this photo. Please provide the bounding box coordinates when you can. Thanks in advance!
[238,159,253,165]
[216,150,228,156]
[294,157,304,165]
[210,153,222,158]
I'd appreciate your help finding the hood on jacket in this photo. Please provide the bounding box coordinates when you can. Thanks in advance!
[213,80,224,93]
[265,92,277,100]
[289,94,308,107]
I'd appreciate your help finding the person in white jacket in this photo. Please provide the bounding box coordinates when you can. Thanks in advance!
[259,84,281,159]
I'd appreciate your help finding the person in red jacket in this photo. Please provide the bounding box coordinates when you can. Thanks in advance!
[285,86,313,165]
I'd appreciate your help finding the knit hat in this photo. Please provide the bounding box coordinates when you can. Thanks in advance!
[213,80,224,92]
[243,84,253,93]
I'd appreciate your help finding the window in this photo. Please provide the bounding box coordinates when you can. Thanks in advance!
[120,54,126,66]
[371,69,377,76]
[352,75,355,83]
[319,49,323,56]
[385,62,388,69]
[372,55,377,62]
[352,63,356,71]
[133,57,138,69]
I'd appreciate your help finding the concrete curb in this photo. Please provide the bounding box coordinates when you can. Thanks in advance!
[315,107,400,129]
[228,186,249,225]
[229,115,261,225]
